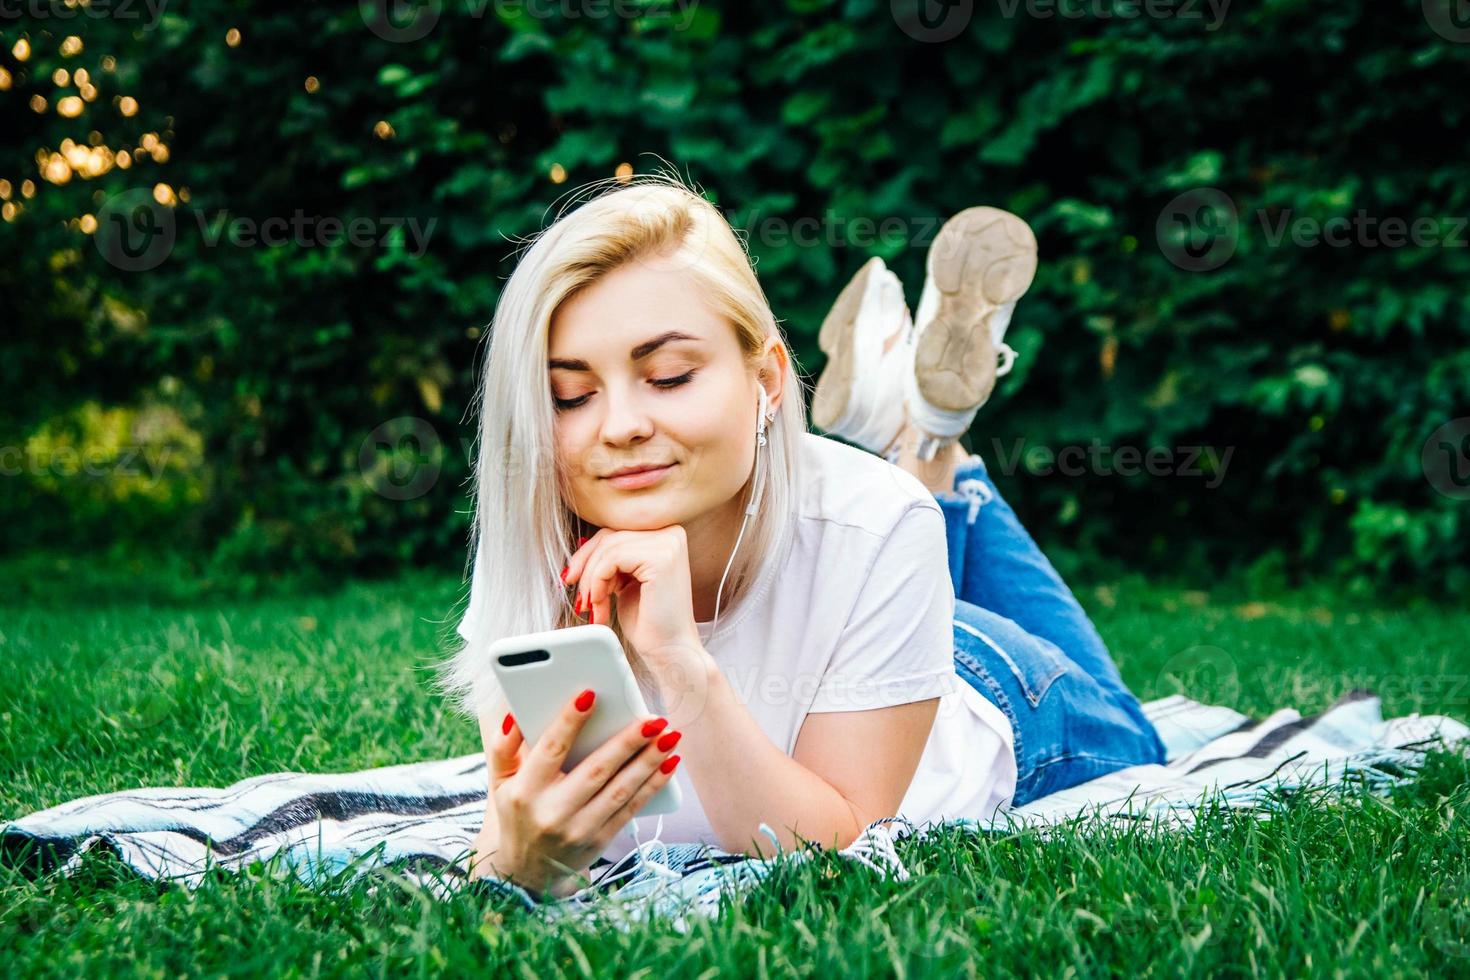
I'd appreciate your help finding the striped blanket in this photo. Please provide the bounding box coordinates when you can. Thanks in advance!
[4,690,1466,930]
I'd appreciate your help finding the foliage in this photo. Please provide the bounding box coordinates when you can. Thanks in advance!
[1,1,1466,594]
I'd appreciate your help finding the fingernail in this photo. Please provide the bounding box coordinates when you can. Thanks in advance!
[577,536,589,546]
[660,754,681,774]
[575,689,595,712]
[641,717,669,738]
[574,592,584,613]
[502,712,514,735]
[559,566,569,583]
[656,730,682,752]
[590,605,597,625]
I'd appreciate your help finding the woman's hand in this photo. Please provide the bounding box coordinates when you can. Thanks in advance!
[564,526,703,664]
[480,688,683,899]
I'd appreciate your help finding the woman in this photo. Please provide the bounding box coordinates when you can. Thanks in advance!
[439,174,1164,902]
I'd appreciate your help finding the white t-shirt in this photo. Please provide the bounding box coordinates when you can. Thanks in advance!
[458,431,1016,865]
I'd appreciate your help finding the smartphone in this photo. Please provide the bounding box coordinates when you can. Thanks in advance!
[487,623,682,817]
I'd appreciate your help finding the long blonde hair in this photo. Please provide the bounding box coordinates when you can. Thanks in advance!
[433,171,807,722]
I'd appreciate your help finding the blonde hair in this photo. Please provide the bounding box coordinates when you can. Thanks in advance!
[432,170,807,722]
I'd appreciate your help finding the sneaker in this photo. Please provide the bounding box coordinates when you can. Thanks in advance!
[903,207,1037,460]
[811,256,913,456]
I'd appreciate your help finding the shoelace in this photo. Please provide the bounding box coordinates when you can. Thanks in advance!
[955,476,994,524]
[834,817,913,881]
[996,341,1016,377]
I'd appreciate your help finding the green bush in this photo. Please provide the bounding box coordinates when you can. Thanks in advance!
[1,1,1465,595]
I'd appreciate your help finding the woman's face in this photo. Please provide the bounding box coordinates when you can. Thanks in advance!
[548,260,777,531]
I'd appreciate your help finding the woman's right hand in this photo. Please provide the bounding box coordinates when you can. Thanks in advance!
[478,688,683,899]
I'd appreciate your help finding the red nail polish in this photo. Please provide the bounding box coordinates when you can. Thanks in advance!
[577,536,589,546]
[656,730,682,752]
[660,754,681,774]
[641,717,669,738]
[559,566,569,583]
[590,605,597,625]
[575,689,595,712]
[502,712,514,735]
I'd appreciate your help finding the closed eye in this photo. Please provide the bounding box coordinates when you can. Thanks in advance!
[553,370,697,411]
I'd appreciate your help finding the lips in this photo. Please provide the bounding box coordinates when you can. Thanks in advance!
[602,462,676,489]
[603,463,674,479]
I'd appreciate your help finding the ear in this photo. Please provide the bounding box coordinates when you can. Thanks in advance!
[754,335,787,415]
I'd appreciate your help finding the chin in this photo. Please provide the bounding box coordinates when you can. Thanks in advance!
[590,489,706,531]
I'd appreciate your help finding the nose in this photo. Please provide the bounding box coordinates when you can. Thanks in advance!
[597,379,656,448]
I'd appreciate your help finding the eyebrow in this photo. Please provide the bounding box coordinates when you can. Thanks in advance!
[548,331,703,371]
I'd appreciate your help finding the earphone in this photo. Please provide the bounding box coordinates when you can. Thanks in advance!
[708,383,773,638]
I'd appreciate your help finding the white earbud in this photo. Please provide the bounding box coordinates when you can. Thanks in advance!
[756,386,770,445]
[709,384,772,640]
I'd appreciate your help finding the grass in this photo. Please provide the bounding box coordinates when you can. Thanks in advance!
[1,551,1468,976]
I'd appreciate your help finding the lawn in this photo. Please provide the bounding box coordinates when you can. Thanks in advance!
[2,553,1467,976]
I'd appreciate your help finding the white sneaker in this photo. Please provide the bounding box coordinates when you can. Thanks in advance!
[903,207,1037,460]
[811,256,913,457]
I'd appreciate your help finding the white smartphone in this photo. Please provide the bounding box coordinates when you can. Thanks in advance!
[487,623,682,817]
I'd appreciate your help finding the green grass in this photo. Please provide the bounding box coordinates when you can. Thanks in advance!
[2,552,1468,977]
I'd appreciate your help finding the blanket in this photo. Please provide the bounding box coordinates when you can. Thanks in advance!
[4,690,1466,931]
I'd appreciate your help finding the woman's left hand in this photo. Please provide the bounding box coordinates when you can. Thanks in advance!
[564,526,705,670]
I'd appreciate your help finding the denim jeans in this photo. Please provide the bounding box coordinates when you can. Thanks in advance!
[934,452,1165,807]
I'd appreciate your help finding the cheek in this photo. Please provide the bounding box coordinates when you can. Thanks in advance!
[681,405,755,489]
[553,420,596,486]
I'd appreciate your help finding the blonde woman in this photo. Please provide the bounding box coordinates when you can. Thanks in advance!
[439,174,1164,903]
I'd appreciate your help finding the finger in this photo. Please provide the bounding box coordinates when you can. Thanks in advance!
[564,529,610,589]
[577,728,682,833]
[579,539,629,628]
[521,686,599,786]
[593,746,679,840]
[485,704,525,788]
[551,714,669,814]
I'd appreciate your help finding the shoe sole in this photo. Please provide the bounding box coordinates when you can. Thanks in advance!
[913,207,1037,412]
[811,256,884,432]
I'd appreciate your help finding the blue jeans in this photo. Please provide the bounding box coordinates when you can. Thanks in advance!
[935,452,1165,807]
